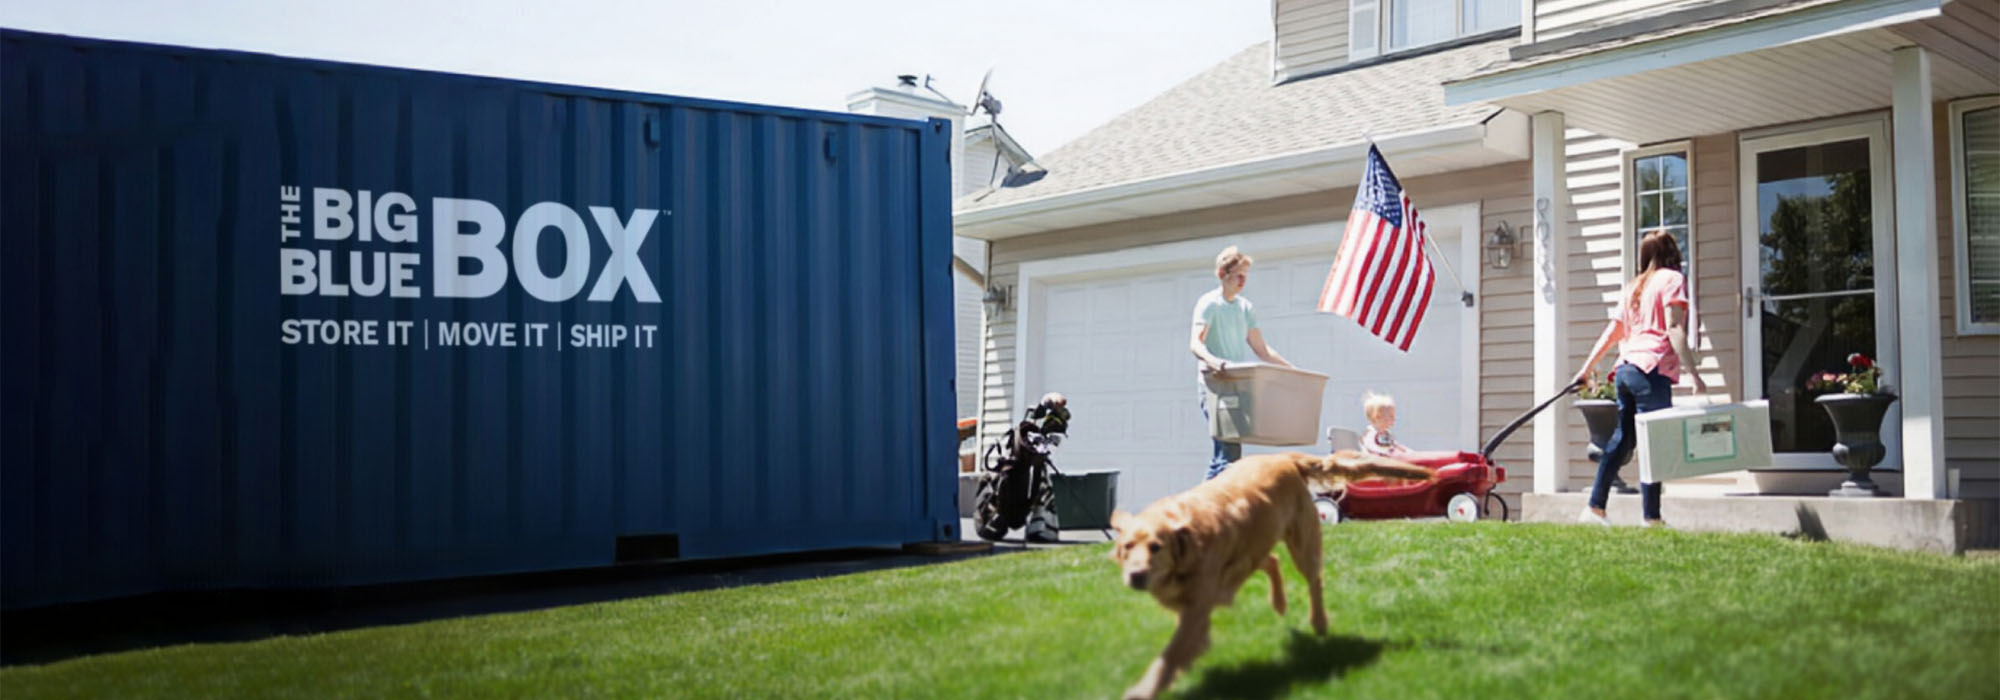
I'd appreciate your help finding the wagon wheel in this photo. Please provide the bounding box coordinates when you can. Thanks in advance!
[1313,496,1342,526]
[1446,493,1480,522]
[1482,491,1512,522]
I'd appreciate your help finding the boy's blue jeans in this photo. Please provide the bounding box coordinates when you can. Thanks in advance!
[1199,390,1240,481]
[1588,363,1672,519]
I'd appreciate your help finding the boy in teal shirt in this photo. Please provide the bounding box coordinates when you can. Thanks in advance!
[1190,246,1293,480]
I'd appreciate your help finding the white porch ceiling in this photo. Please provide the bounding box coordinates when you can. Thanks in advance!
[1483,28,1999,145]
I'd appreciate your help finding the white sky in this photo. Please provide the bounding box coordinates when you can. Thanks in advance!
[0,0,1271,156]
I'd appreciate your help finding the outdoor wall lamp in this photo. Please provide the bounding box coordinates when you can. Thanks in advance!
[1485,220,1520,270]
[983,285,1013,317]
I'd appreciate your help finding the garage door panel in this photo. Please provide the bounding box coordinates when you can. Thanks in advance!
[1132,330,1179,383]
[1132,278,1181,323]
[1265,320,1457,379]
[1089,284,1132,330]
[1281,260,1332,316]
[1089,344,1134,383]
[1048,286,1092,330]
[1178,276,1216,308]
[1044,335,1090,389]
[1130,397,1184,443]
[1080,398,1133,442]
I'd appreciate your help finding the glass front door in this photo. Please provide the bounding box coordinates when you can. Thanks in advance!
[1740,119,1897,465]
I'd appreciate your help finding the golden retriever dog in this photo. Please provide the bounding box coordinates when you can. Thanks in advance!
[1108,450,1432,700]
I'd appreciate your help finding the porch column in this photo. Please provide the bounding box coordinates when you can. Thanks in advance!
[1531,111,1571,494]
[1891,46,1947,499]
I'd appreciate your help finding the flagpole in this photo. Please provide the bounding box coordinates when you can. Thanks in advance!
[1425,232,1476,308]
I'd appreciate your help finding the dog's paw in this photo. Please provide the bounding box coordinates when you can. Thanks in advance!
[1311,609,1329,635]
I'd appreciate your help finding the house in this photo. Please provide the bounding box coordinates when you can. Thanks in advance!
[1441,0,1999,540]
[955,0,1997,549]
[952,2,1539,515]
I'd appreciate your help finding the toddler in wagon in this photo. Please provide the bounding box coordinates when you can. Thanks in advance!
[1359,392,1411,458]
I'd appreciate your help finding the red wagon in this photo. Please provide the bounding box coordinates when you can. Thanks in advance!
[1314,380,1582,524]
[1316,450,1505,524]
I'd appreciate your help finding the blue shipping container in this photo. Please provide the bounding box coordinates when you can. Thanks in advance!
[0,30,960,609]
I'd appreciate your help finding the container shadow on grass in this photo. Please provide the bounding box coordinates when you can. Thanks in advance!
[1,547,992,667]
[1176,631,1386,700]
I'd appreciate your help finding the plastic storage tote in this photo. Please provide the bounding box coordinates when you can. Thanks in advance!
[1203,363,1329,446]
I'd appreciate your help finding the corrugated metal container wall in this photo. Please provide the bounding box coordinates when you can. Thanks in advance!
[0,30,960,609]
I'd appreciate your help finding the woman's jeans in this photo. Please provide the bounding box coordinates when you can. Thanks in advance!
[1199,390,1241,481]
[1589,363,1673,520]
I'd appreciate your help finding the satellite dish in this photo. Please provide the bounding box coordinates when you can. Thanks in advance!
[970,66,1001,118]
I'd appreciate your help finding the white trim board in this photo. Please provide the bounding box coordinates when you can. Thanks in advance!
[1010,203,1484,452]
[1443,0,1943,106]
[1949,95,2000,336]
[1620,141,1697,282]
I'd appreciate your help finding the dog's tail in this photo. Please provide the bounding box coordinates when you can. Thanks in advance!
[1295,450,1434,493]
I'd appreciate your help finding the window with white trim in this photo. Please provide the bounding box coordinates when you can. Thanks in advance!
[1951,96,2000,334]
[1624,144,1693,280]
[1351,0,1516,60]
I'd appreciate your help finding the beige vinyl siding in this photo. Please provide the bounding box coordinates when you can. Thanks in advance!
[979,277,1018,442]
[1890,0,2000,80]
[961,140,1004,198]
[954,236,988,421]
[975,162,1536,472]
[1557,129,1640,490]
[1532,0,1715,43]
[1936,104,2000,498]
[1478,180,1537,479]
[1689,133,1745,410]
[1273,0,1352,83]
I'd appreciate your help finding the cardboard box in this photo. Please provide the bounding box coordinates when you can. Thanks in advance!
[1204,363,1328,446]
[1634,400,1775,483]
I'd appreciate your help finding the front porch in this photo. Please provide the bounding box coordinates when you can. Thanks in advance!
[1441,0,2000,548]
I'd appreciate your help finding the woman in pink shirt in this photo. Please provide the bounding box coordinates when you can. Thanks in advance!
[1572,231,1708,527]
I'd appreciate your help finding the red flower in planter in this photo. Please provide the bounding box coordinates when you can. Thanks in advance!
[1808,354,1888,396]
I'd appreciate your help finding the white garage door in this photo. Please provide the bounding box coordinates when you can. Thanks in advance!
[1029,217,1472,514]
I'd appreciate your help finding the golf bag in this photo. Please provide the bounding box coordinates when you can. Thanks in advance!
[973,394,1070,542]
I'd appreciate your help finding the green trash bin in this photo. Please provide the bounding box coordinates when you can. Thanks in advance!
[1053,470,1119,530]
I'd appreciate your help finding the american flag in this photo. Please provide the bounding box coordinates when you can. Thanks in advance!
[1317,145,1435,352]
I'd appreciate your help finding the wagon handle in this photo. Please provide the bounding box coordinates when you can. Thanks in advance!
[1479,378,1584,460]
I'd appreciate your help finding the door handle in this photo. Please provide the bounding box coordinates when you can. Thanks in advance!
[1742,286,1754,318]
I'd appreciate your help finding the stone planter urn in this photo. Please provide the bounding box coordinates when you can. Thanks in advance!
[1575,399,1637,494]
[1815,393,1897,498]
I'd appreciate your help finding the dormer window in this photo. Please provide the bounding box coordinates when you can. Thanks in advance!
[1350,0,1517,61]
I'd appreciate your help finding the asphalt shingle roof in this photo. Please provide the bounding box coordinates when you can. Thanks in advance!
[958,37,1511,212]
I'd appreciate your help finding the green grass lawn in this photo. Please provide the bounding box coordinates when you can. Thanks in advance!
[7,523,1997,699]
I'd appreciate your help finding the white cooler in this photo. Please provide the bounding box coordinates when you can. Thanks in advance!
[1203,363,1328,446]
[1634,400,1775,483]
